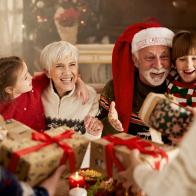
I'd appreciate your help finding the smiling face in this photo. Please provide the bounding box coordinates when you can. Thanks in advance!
[49,56,78,97]
[133,45,171,86]
[176,54,196,83]
[172,31,196,83]
[12,62,32,98]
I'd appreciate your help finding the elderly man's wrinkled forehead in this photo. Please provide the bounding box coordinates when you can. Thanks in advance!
[134,45,171,58]
[139,45,170,54]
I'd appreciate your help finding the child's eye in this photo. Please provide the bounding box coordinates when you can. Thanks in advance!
[192,56,196,61]
[24,73,29,80]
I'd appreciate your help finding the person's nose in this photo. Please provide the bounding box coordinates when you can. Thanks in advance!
[62,65,71,75]
[154,57,162,70]
[187,56,194,68]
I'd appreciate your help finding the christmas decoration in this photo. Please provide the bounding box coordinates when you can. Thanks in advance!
[23,0,99,47]
[23,0,100,72]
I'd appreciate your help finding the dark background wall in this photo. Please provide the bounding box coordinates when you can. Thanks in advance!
[23,0,196,72]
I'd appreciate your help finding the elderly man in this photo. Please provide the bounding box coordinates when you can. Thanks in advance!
[98,22,174,139]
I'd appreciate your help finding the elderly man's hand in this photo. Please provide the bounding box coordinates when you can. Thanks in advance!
[108,101,124,132]
[84,115,103,136]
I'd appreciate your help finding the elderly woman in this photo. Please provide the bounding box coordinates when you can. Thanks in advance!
[40,41,103,138]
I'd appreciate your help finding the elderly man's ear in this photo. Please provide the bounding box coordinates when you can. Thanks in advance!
[132,53,139,68]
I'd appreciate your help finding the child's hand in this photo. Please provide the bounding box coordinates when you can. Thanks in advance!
[0,127,8,141]
[84,115,103,136]
[108,101,124,132]
[40,165,66,196]
[76,76,89,104]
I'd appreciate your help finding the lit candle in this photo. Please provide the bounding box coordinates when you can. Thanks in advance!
[69,187,87,196]
[69,172,85,188]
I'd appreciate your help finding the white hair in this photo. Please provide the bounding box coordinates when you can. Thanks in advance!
[40,41,79,71]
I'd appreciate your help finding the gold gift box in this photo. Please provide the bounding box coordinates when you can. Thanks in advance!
[90,132,178,178]
[0,116,35,140]
[0,126,89,186]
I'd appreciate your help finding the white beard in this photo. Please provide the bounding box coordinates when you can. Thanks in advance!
[141,67,169,86]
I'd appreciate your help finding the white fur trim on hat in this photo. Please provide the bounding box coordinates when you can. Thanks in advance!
[131,27,174,53]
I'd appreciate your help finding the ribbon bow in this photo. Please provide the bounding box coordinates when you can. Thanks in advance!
[8,130,76,174]
[104,135,168,177]
[171,85,188,97]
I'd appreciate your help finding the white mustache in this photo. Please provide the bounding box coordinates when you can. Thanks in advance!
[149,67,168,74]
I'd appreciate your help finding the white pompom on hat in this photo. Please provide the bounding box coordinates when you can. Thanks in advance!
[131,27,174,53]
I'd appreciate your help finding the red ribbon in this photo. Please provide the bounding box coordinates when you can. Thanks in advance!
[8,130,76,174]
[104,135,168,177]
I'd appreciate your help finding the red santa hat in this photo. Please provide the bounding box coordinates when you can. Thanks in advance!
[112,22,174,132]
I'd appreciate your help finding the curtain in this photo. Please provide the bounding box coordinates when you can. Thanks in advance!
[0,0,23,57]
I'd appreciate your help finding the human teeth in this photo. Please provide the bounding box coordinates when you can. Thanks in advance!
[61,78,71,81]
[151,72,164,76]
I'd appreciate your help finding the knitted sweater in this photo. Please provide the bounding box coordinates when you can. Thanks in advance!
[0,74,49,131]
[98,74,167,138]
[41,81,99,132]
[134,118,196,196]
[167,68,196,107]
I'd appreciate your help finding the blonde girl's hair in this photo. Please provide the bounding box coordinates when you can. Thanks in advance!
[40,41,79,72]
[0,56,23,101]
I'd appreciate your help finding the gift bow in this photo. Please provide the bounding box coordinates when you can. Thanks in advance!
[171,85,188,97]
[104,135,168,177]
[8,130,76,174]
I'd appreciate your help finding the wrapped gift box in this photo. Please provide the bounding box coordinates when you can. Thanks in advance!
[90,133,178,178]
[0,118,35,140]
[139,92,194,145]
[0,126,89,186]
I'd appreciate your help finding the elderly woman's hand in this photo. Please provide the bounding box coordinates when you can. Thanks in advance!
[108,101,124,132]
[75,76,89,104]
[84,115,103,137]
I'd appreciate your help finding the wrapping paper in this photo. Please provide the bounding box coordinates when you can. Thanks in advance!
[0,126,89,186]
[139,93,194,144]
[90,133,178,178]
